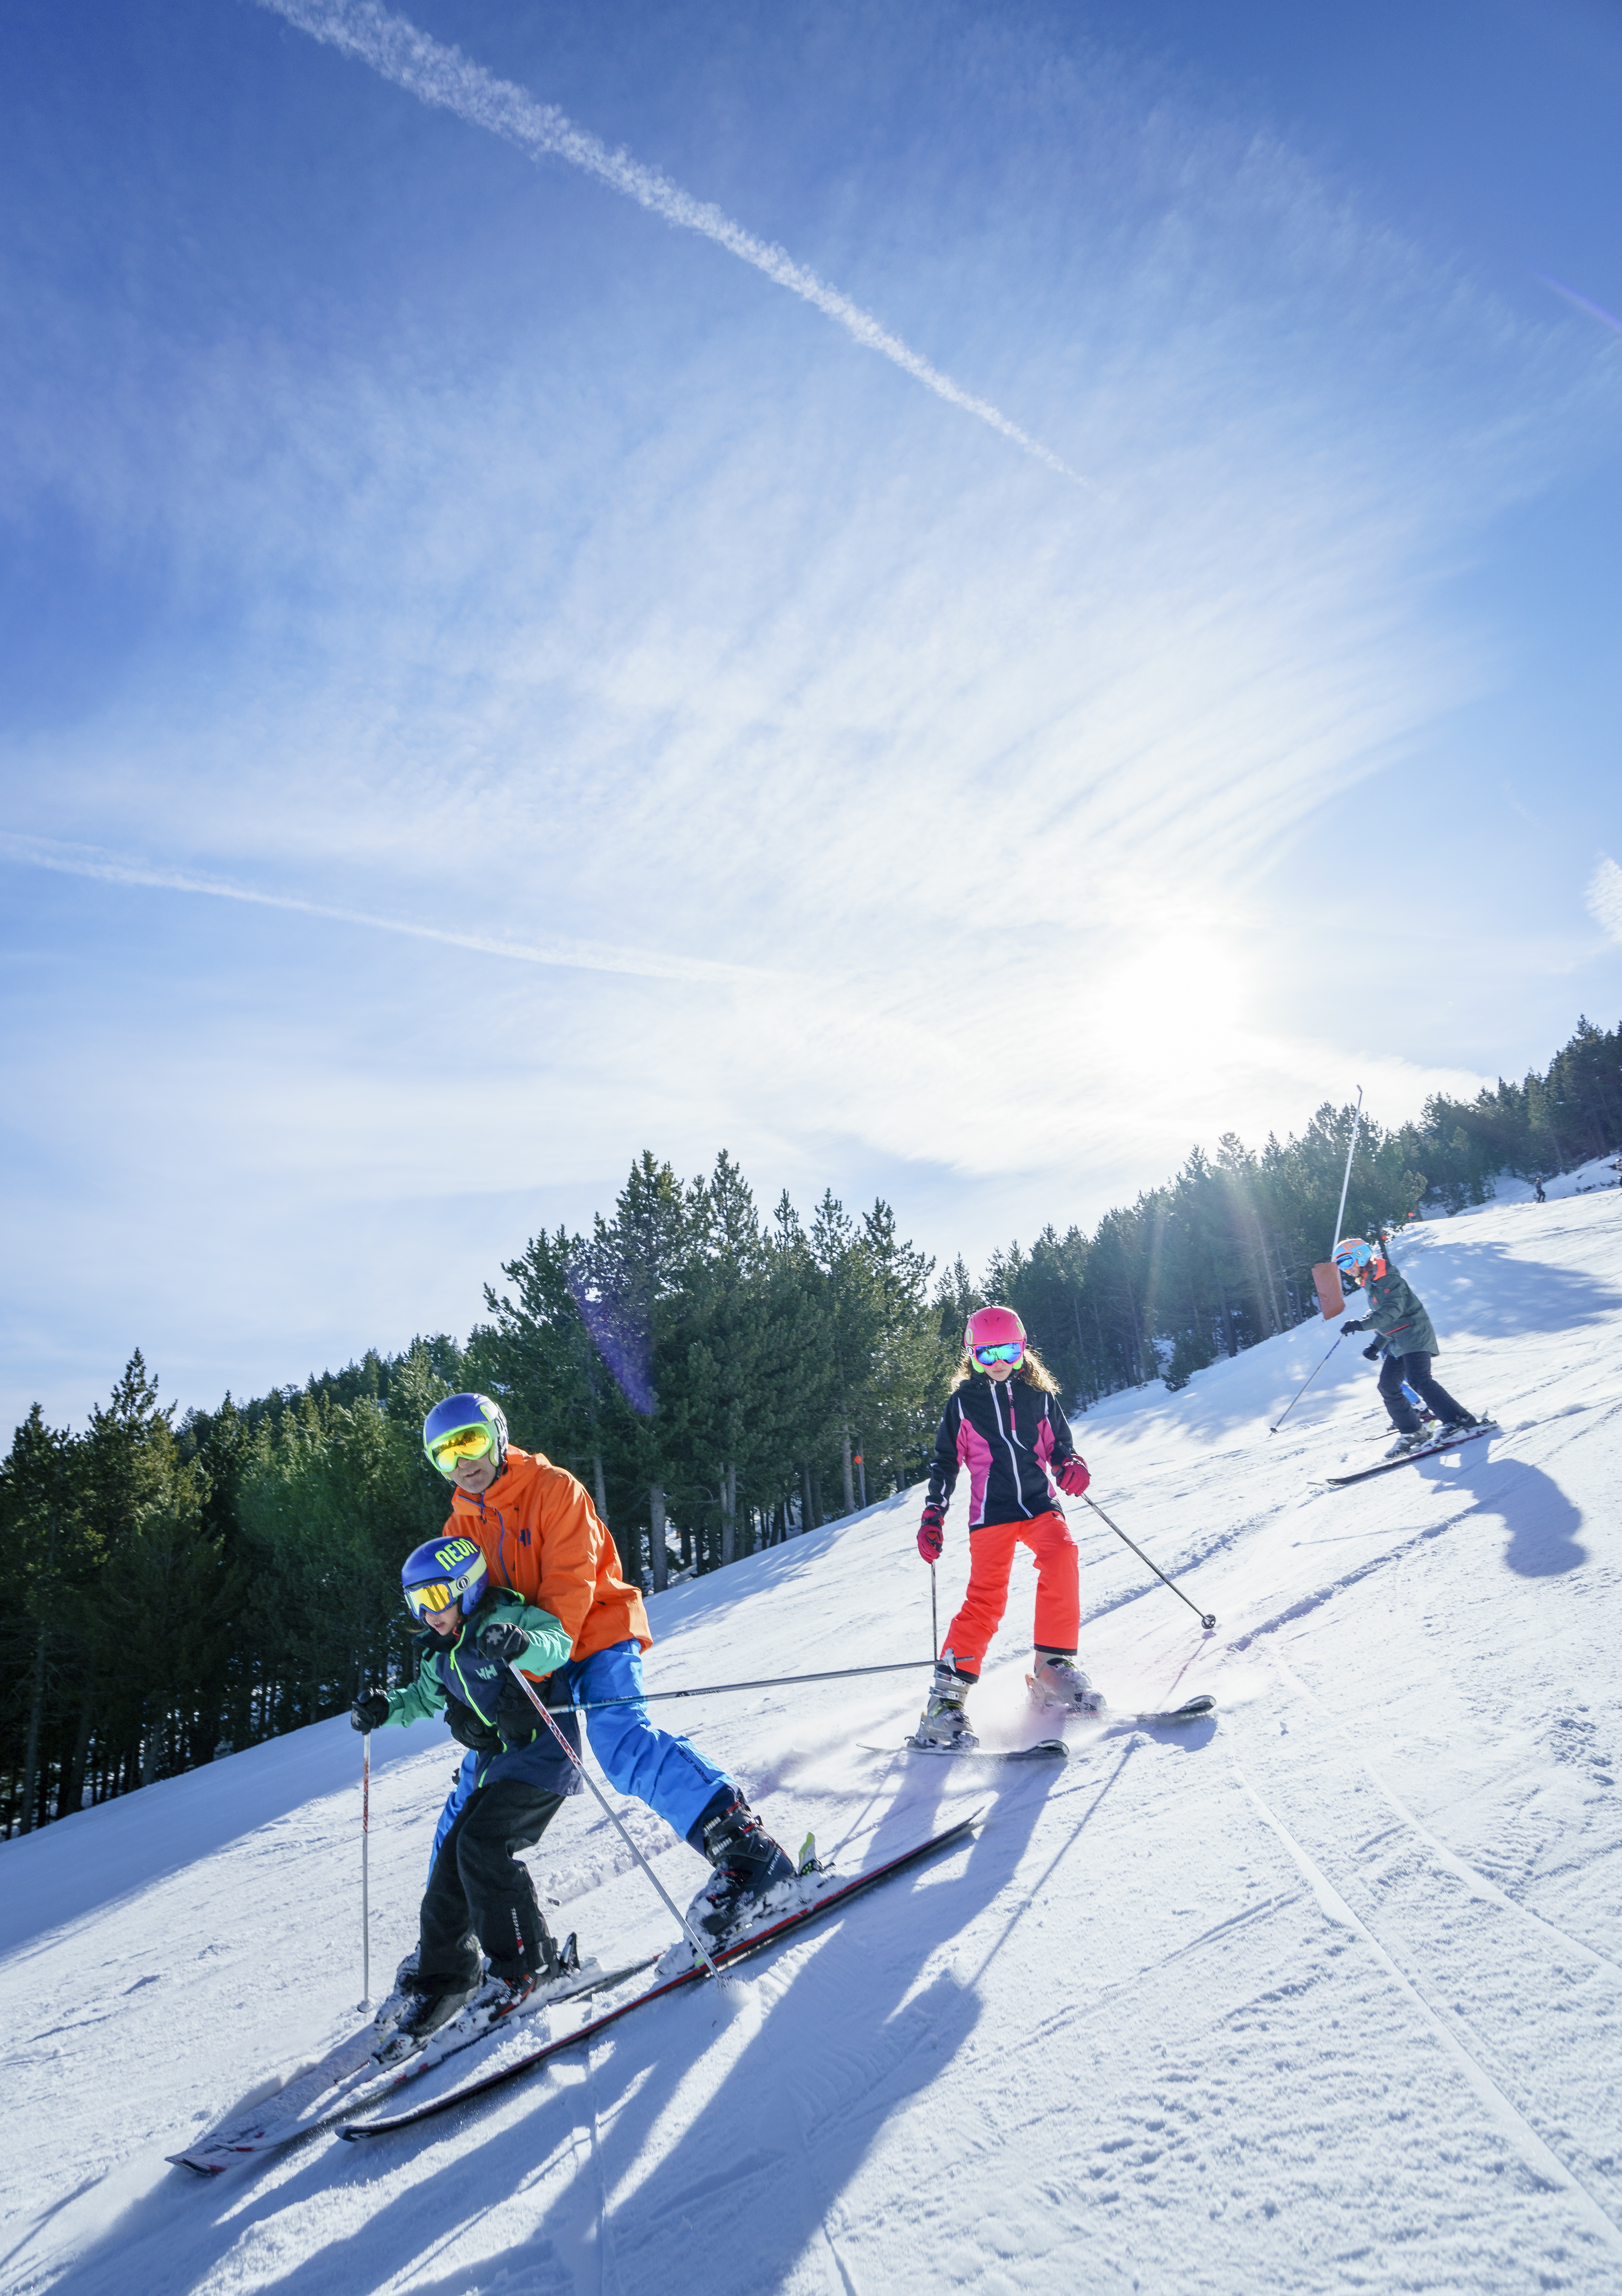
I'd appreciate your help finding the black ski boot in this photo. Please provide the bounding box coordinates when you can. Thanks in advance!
[375,1971,479,2063]
[688,1796,798,1942]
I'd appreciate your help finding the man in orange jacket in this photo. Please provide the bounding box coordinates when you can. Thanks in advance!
[421,1392,797,1943]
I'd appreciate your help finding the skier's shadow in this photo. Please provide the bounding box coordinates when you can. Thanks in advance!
[36,1772,1073,2296]
[236,1767,1066,2296]
[1459,1457,1588,1579]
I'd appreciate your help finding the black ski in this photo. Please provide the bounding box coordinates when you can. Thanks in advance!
[168,1954,658,2174]
[341,1811,981,2143]
[1325,1423,1496,1488]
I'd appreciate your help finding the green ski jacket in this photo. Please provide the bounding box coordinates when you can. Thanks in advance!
[1355,1262,1440,1359]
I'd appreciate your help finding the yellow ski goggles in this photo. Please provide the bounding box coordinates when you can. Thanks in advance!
[427,1423,496,1474]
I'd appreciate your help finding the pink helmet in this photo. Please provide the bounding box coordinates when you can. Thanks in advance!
[965,1305,1026,1358]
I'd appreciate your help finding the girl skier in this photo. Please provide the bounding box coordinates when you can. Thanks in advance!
[1334,1235,1486,1455]
[914,1307,1093,1749]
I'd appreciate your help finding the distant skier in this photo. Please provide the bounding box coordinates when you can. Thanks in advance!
[914,1308,1094,1749]
[1533,1177,1546,1203]
[420,1394,797,1944]
[1335,1237,1485,1457]
[351,1537,581,2051]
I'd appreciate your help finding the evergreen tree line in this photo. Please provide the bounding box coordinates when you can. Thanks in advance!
[3,1018,1616,1836]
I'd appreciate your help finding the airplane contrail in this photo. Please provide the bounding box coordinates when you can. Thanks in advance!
[254,0,1080,483]
[0,832,777,985]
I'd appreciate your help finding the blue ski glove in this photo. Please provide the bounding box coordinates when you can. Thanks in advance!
[1340,1318,1366,1336]
[477,1620,530,1663]
[917,1502,945,1563]
[350,1692,390,1733]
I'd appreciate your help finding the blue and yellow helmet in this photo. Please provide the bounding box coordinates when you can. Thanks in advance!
[400,1533,489,1624]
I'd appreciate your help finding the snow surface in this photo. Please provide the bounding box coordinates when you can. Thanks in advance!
[3,1185,1621,2294]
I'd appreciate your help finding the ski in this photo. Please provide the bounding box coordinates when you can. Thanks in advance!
[341,1811,981,2143]
[1324,1422,1496,1488]
[168,1953,657,2174]
[873,1696,1217,1762]
[890,1738,1070,1763]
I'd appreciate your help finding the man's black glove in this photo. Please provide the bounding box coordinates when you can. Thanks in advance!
[444,1698,501,1753]
[477,1620,530,1663]
[1362,1340,1383,1360]
[1340,1318,1366,1336]
[350,1692,390,1733]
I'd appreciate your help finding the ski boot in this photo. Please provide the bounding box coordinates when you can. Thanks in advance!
[1383,1429,1432,1459]
[687,1796,799,1943]
[1027,1653,1103,1716]
[371,1946,421,2031]
[375,1971,480,2063]
[910,1662,978,1750]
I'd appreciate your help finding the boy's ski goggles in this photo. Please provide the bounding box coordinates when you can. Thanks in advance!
[404,1577,466,1620]
[972,1340,1025,1366]
[1333,1239,1374,1272]
[428,1423,496,1473]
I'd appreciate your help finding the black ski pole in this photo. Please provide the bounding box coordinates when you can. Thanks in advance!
[539,1657,938,1716]
[930,1563,938,1661]
[1269,1331,1344,1434]
[1080,1493,1216,1631]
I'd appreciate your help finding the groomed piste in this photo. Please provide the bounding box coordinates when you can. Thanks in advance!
[3,1173,1620,2295]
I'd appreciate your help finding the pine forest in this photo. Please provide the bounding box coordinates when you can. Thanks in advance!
[3,1014,1618,1837]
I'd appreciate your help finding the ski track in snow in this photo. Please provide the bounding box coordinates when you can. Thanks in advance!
[2,1168,1621,2292]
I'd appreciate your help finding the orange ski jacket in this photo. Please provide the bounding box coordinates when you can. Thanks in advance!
[447,1446,651,1661]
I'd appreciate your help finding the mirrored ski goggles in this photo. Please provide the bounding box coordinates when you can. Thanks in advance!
[972,1340,1025,1367]
[427,1423,495,1473]
[1333,1244,1373,1272]
[403,1578,466,1621]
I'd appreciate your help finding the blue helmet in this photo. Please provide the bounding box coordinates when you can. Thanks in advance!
[400,1532,489,1624]
[422,1392,509,1479]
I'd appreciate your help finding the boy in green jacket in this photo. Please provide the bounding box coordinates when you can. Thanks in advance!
[1335,1236,1487,1457]
[351,1532,579,2051]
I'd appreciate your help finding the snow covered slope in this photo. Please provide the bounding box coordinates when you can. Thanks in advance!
[3,1188,1620,2295]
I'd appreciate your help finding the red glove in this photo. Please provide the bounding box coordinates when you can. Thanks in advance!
[1055,1455,1090,1497]
[917,1502,945,1562]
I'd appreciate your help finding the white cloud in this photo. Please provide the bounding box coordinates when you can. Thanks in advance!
[1587,856,1622,944]
[3,2,1612,1428]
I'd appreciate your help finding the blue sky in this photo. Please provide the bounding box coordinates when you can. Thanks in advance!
[3,0,1619,1436]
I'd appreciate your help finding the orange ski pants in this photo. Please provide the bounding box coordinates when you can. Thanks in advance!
[940,1510,1080,1677]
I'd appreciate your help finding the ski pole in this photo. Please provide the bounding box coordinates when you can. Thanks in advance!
[504,1660,724,1983]
[1329,1087,1364,1261]
[930,1563,938,1661]
[1269,1331,1344,1434]
[360,1732,371,2011]
[536,1657,939,1716]
[1081,1493,1216,1631]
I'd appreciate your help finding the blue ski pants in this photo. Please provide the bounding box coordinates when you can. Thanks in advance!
[560,1639,735,1847]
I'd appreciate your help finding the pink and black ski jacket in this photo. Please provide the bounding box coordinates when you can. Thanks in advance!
[926,1375,1081,1529]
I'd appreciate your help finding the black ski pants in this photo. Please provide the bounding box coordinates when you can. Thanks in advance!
[417,1779,565,1989]
[1378,1350,1472,1435]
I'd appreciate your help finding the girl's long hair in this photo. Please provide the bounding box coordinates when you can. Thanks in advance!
[948,1340,1062,1395]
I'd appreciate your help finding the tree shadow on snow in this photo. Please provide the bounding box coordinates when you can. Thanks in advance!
[45,1771,1072,2296]
[1402,1235,1622,1345]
